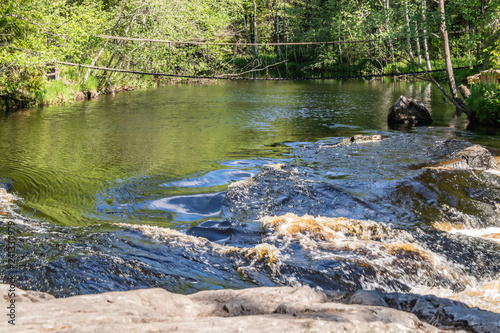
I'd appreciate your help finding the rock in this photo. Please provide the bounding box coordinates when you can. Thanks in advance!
[0,284,460,333]
[459,84,472,99]
[388,96,433,128]
[347,290,388,307]
[223,163,381,220]
[426,140,498,171]
[73,92,86,101]
[468,73,482,85]
[480,70,500,84]
[341,134,384,145]
[452,145,498,170]
[370,291,500,333]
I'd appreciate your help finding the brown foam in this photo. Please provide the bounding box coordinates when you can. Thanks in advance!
[262,213,390,241]
[114,223,281,272]
[0,188,17,216]
[432,221,466,232]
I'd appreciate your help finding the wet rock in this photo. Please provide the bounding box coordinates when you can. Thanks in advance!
[388,96,433,128]
[370,291,500,333]
[427,144,498,171]
[427,139,474,159]
[341,134,384,145]
[224,164,382,220]
[0,284,466,333]
[186,220,233,243]
[452,145,498,170]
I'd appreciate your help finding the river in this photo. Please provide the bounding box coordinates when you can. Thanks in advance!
[1,79,499,313]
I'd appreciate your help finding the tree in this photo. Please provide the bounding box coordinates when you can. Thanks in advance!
[0,0,108,109]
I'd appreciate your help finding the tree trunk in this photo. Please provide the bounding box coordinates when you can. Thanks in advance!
[82,0,126,85]
[439,0,458,100]
[405,1,414,59]
[242,12,255,59]
[253,0,258,58]
[438,0,474,121]
[415,21,422,66]
[421,0,432,71]
[275,0,282,60]
[385,0,395,62]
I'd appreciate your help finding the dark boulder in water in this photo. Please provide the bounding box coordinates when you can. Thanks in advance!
[388,95,433,128]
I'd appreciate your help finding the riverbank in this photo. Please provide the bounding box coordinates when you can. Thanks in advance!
[2,283,499,332]
[0,63,480,113]
[0,68,220,112]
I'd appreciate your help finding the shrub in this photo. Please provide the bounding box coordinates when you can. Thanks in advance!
[466,83,500,127]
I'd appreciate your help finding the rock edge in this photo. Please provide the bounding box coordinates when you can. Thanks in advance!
[2,284,500,333]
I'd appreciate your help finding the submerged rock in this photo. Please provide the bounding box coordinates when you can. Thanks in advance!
[5,284,496,332]
[388,96,433,128]
[224,163,382,220]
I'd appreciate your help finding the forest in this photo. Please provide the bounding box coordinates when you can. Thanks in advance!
[1,0,499,125]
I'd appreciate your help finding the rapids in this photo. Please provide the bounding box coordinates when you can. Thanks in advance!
[1,80,500,319]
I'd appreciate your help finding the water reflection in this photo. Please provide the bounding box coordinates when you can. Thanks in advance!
[0,80,460,225]
[149,192,225,221]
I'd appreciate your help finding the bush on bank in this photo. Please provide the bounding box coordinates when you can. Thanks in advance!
[466,83,500,128]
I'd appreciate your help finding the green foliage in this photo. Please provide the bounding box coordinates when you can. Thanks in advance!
[466,84,500,127]
[484,30,500,68]
[0,0,109,106]
[0,0,498,110]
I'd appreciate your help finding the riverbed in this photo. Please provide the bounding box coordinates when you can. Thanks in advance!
[1,79,499,313]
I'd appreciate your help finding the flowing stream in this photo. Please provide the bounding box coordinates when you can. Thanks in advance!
[1,79,500,313]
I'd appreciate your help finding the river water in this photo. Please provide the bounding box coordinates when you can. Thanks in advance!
[1,79,500,313]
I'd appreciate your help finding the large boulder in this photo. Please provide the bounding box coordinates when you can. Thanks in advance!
[388,96,433,128]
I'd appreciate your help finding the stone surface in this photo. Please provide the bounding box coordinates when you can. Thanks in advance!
[426,140,498,171]
[2,284,500,332]
[388,95,433,128]
[350,291,500,333]
[452,145,498,170]
[341,134,384,145]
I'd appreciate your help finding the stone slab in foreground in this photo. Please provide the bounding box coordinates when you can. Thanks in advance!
[4,285,499,333]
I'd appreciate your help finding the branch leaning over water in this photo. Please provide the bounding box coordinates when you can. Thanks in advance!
[401,51,470,117]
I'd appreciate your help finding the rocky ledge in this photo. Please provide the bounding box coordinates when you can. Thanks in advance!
[2,284,499,333]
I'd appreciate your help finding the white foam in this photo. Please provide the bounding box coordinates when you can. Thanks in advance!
[450,227,500,243]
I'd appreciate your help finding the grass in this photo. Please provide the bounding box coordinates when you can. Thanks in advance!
[33,67,152,106]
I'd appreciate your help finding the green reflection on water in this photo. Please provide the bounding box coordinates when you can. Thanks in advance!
[0,80,461,225]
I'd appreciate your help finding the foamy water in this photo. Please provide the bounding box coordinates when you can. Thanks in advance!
[113,213,500,313]
[261,213,476,292]
[413,279,500,313]
[0,188,17,216]
[2,131,500,318]
[449,227,500,243]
